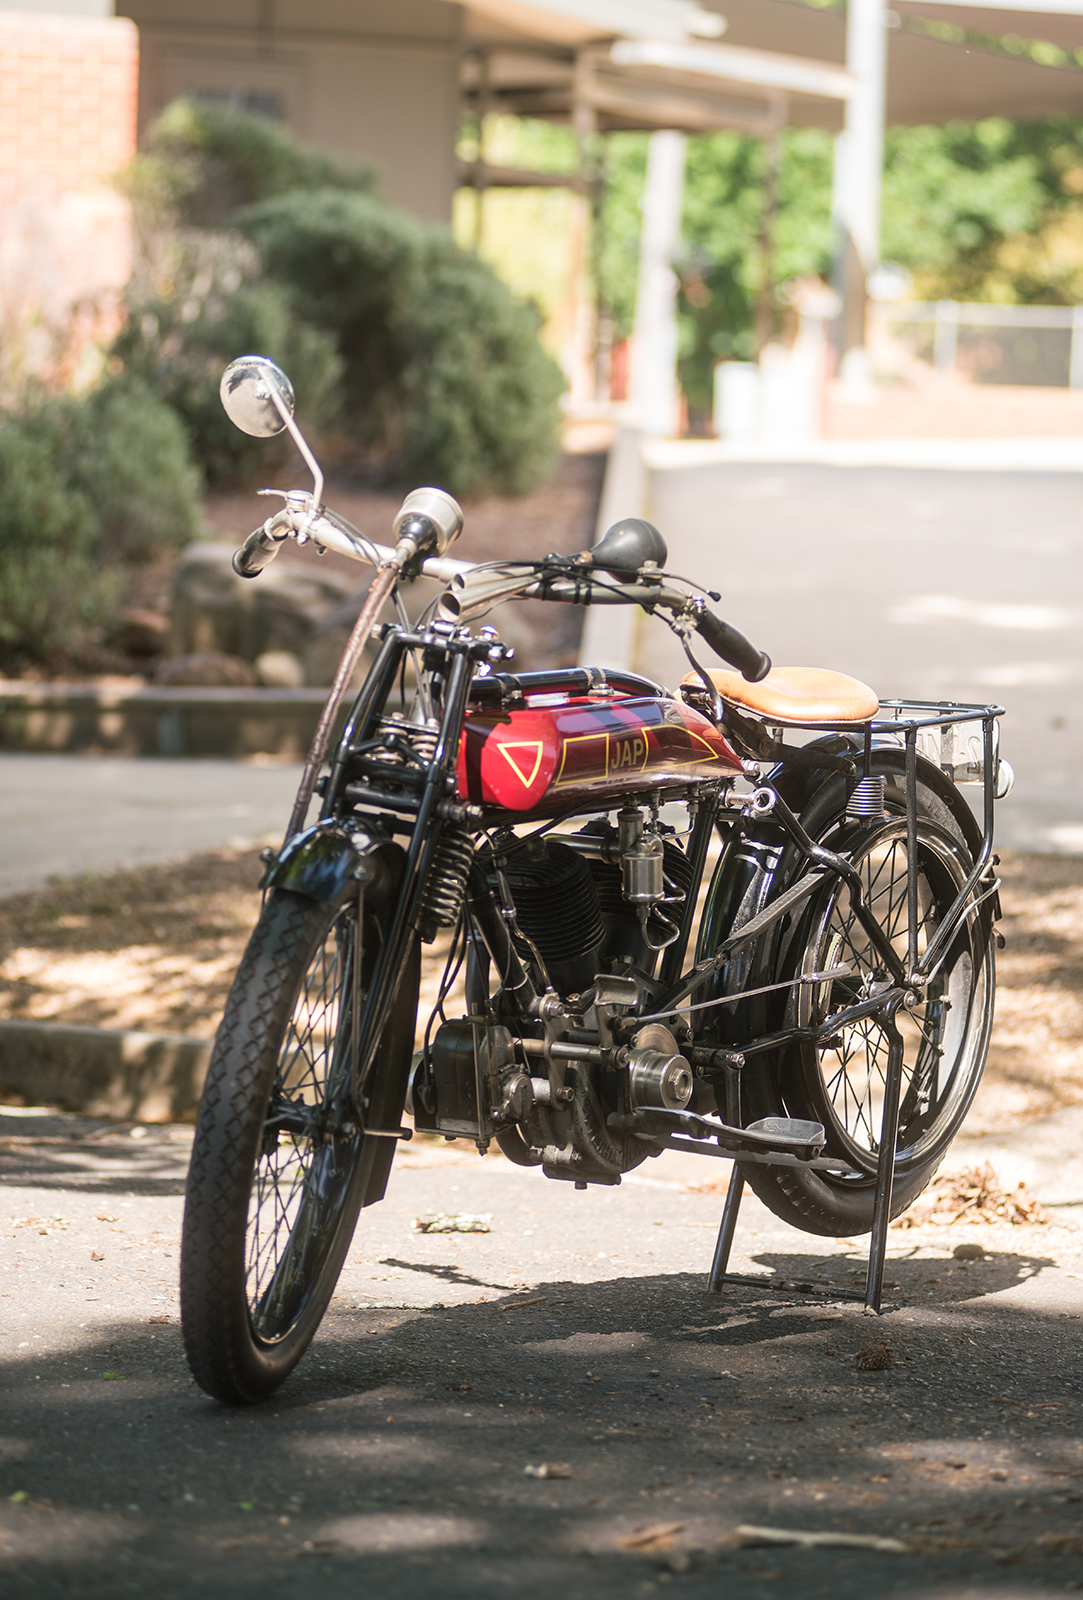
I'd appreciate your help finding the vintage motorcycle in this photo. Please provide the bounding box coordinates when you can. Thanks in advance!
[180,355,1009,1405]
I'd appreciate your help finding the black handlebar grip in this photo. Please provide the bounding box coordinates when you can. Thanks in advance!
[696,610,772,682]
[232,527,279,579]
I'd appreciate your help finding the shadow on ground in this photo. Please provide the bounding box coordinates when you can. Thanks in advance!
[2,1266,1082,1599]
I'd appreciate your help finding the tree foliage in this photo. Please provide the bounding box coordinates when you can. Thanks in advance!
[589,115,1083,411]
[114,99,564,496]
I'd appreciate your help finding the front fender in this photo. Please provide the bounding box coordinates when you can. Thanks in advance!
[260,819,392,906]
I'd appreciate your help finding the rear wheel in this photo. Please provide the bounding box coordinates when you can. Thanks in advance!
[181,881,419,1403]
[741,767,995,1236]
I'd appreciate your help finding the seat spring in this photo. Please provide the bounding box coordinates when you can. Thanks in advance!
[846,775,886,819]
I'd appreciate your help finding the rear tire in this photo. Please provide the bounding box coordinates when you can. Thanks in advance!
[741,763,995,1237]
[181,883,419,1403]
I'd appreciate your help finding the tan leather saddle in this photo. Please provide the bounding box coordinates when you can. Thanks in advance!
[680,666,879,726]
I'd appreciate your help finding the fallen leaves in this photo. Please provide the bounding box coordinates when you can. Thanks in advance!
[411,1213,492,1234]
[894,1163,1050,1228]
[855,1340,894,1371]
[619,1521,685,1551]
[729,1525,907,1554]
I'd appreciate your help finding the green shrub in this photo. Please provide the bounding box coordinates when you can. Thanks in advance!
[50,379,201,562]
[240,189,564,494]
[0,425,116,672]
[112,239,342,488]
[119,101,563,497]
[0,382,202,673]
[124,96,373,232]
[398,244,564,494]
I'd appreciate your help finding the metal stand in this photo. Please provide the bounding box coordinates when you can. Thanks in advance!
[863,998,905,1313]
[707,1166,745,1292]
[705,996,907,1314]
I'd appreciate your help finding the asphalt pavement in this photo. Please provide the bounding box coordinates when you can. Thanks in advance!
[0,756,301,896]
[2,1119,1082,1598]
[643,461,1083,857]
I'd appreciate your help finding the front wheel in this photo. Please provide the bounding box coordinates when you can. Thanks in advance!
[741,766,995,1237]
[181,879,420,1404]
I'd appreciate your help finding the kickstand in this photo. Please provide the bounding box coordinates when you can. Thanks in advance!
[704,998,906,1309]
[864,996,905,1314]
[707,1052,745,1294]
[707,1165,746,1292]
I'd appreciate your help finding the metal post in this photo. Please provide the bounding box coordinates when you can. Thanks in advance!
[905,725,919,979]
[864,998,905,1313]
[934,301,958,378]
[755,95,787,356]
[1070,306,1083,391]
[708,1167,745,1293]
[834,0,887,376]
[629,129,687,439]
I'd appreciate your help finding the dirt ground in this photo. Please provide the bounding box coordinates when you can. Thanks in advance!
[0,847,1079,1142]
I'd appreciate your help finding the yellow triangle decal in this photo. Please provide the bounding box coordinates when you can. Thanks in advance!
[496,740,545,788]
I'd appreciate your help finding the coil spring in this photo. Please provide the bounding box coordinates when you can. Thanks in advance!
[419,827,475,943]
[846,775,886,819]
[376,716,439,767]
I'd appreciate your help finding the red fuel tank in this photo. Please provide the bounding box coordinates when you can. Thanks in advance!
[456,681,742,815]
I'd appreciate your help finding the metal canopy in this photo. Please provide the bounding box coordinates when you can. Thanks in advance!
[460,39,852,136]
[462,0,726,45]
[710,0,1083,123]
[900,1,1083,54]
[462,0,1083,135]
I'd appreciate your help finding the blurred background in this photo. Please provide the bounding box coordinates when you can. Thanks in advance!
[2,0,1083,871]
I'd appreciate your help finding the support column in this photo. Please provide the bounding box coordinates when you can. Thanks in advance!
[629,128,687,439]
[834,0,887,380]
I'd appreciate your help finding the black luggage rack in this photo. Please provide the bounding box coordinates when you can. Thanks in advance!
[674,697,1007,1314]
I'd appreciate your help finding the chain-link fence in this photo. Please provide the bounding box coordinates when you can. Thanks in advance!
[870,302,1083,389]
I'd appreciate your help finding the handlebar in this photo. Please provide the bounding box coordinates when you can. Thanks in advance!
[231,500,770,682]
[695,610,771,683]
[233,513,290,577]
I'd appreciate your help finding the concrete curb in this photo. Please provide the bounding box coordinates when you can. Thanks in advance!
[0,681,335,758]
[0,1020,212,1123]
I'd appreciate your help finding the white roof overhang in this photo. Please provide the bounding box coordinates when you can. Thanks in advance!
[462,0,726,45]
[460,0,1083,133]
[711,0,1083,123]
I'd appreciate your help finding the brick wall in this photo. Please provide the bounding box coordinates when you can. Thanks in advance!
[0,12,138,202]
[0,13,139,392]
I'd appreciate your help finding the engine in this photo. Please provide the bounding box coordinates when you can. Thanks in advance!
[412,809,707,1188]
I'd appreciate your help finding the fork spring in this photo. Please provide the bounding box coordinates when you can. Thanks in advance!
[419,828,475,943]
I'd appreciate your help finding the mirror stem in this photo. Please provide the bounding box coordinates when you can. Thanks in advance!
[268,385,324,518]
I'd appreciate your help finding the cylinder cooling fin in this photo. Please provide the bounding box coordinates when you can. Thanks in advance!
[501,841,604,997]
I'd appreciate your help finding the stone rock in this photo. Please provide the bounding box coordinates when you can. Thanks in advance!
[116,607,170,658]
[169,541,374,686]
[255,650,305,688]
[155,651,257,688]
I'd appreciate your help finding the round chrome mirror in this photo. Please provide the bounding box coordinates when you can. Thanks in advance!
[219,355,295,438]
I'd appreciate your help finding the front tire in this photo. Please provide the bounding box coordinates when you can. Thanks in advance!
[741,764,995,1237]
[181,883,420,1403]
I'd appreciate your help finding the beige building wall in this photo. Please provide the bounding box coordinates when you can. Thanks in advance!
[116,0,464,221]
